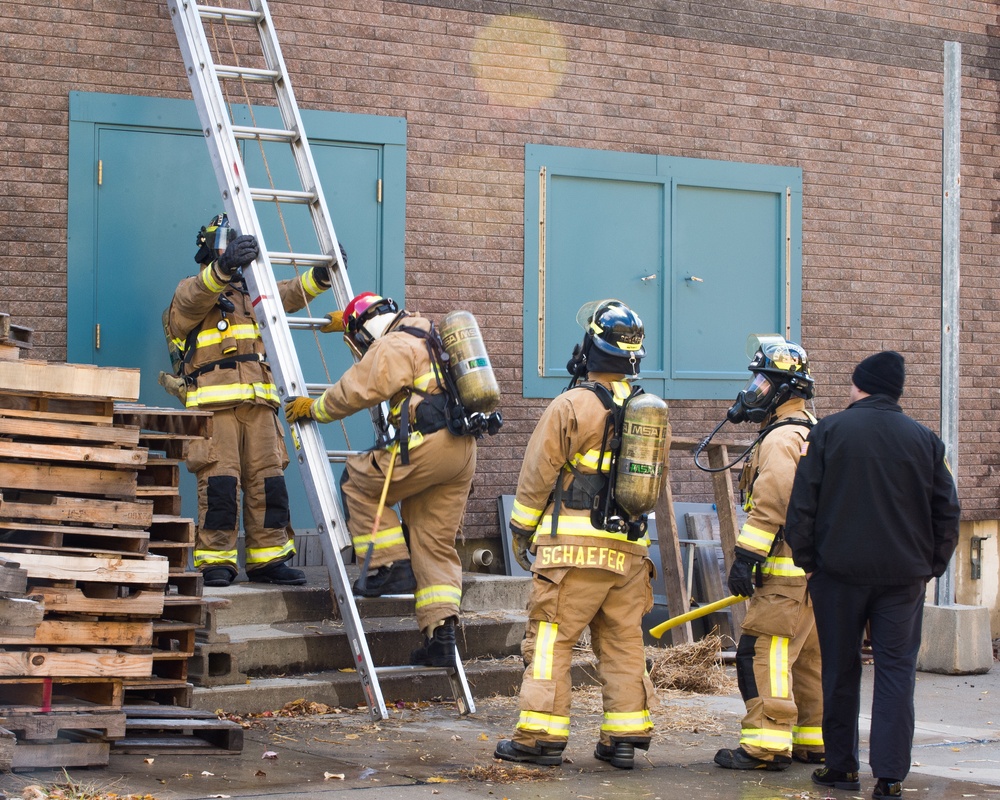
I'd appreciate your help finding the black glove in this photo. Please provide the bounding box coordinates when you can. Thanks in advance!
[312,243,348,287]
[727,556,758,598]
[217,235,259,277]
[511,527,533,572]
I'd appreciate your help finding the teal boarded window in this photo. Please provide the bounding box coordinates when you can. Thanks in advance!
[524,144,802,400]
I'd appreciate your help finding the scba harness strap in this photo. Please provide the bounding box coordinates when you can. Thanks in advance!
[551,381,648,541]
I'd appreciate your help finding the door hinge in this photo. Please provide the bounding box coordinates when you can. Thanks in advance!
[95,323,101,350]
[98,160,103,186]
[376,178,382,203]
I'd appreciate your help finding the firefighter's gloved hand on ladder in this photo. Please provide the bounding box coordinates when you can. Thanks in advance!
[510,525,533,571]
[285,396,317,424]
[320,311,345,333]
[312,243,348,288]
[217,234,259,277]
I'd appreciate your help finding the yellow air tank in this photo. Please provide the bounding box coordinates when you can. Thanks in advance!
[439,310,500,414]
[616,393,670,517]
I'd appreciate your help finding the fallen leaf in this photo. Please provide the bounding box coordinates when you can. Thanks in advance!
[324,772,346,780]
[451,734,462,741]
[262,750,279,759]
[427,776,456,783]
[478,733,489,741]
[201,770,215,776]
[255,769,267,777]
[345,733,359,740]
[144,757,155,764]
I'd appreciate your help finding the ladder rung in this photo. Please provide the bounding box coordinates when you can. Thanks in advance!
[232,125,299,144]
[250,187,317,204]
[325,449,368,464]
[198,4,261,22]
[269,251,335,268]
[216,65,282,82]
[375,665,453,675]
[286,317,334,331]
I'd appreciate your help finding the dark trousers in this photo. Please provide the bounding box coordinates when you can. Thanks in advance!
[807,571,925,781]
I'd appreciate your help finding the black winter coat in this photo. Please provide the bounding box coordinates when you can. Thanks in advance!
[785,394,960,585]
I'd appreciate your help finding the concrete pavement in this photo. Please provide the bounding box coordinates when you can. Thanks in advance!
[2,660,997,799]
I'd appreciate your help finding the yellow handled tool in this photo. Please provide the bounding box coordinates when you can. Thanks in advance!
[647,594,748,639]
[356,444,399,591]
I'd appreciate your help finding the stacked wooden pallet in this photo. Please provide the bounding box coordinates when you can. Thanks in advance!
[0,312,32,362]
[0,358,161,769]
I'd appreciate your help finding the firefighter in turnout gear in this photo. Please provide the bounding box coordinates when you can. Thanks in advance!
[283,292,481,668]
[165,213,335,587]
[714,335,824,771]
[494,299,665,771]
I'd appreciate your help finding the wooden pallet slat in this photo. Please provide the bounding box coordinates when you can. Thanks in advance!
[0,649,153,678]
[0,360,139,402]
[28,583,165,619]
[0,491,154,529]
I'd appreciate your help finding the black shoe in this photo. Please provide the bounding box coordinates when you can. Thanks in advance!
[812,767,861,791]
[247,562,307,585]
[203,567,236,587]
[595,741,635,770]
[793,750,826,764]
[353,559,416,597]
[494,738,564,767]
[873,778,903,798]
[714,747,790,771]
[410,617,457,668]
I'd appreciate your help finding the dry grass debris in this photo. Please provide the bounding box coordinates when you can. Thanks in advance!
[646,633,736,695]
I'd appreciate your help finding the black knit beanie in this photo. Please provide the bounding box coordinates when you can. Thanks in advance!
[852,350,905,401]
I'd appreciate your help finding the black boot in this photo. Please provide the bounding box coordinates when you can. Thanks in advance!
[410,617,457,668]
[494,739,564,767]
[595,741,635,770]
[203,566,237,587]
[353,559,416,597]
[812,767,861,791]
[247,562,306,585]
[714,746,790,771]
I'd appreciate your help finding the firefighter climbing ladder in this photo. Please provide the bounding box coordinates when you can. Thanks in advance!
[167,0,475,719]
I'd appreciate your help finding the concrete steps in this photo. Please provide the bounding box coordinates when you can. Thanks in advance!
[190,566,532,714]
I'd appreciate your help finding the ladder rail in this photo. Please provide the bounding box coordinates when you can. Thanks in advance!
[167,0,476,721]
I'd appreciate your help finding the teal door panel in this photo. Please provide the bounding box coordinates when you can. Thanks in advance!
[672,184,783,381]
[68,92,406,532]
[542,173,665,382]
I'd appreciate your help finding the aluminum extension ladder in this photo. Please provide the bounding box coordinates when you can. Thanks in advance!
[167,0,475,719]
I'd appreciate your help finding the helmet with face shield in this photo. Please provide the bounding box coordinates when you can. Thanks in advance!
[727,334,814,424]
[342,292,402,359]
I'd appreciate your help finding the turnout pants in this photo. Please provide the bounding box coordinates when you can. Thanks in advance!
[808,571,925,781]
[340,429,476,631]
[736,582,823,761]
[189,403,295,575]
[513,555,657,750]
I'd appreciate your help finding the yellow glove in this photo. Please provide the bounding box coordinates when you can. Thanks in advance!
[320,311,345,333]
[284,396,316,424]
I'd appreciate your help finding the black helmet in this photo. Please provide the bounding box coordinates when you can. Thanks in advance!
[194,213,237,265]
[576,299,646,359]
[727,334,814,424]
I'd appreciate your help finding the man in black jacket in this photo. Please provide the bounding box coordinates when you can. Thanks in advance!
[785,351,960,800]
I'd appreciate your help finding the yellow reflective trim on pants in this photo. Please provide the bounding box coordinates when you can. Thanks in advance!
[740,727,793,750]
[792,726,824,747]
[761,556,807,577]
[194,549,238,568]
[511,499,542,529]
[600,710,653,733]
[516,711,570,736]
[414,584,462,610]
[769,636,790,698]
[246,540,296,566]
[533,621,557,681]
[186,382,280,407]
[353,526,406,551]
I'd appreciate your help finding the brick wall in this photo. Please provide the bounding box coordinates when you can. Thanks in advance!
[2,0,999,534]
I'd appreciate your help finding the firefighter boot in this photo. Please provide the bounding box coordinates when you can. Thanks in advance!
[247,561,307,585]
[494,739,565,767]
[714,747,791,771]
[353,559,417,597]
[410,616,458,668]
[812,768,861,791]
[595,742,634,770]
[203,566,237,587]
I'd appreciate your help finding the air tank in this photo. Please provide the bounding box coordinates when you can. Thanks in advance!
[616,393,670,517]
[439,310,500,414]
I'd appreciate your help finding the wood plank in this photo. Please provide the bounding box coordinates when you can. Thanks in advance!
[0,343,19,361]
[0,556,28,595]
[0,676,123,708]
[0,360,139,401]
[113,404,213,439]
[11,738,110,769]
[0,402,114,425]
[0,619,152,647]
[1,709,126,740]
[654,473,693,646]
[0,492,154,528]
[0,726,14,772]
[0,462,137,499]
[707,443,747,637]
[0,439,147,468]
[27,584,165,618]
[11,552,169,585]
[0,520,150,556]
[0,596,44,631]
[0,415,140,446]
[0,650,153,678]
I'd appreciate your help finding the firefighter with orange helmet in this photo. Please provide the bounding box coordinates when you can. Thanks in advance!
[714,335,825,770]
[284,292,480,668]
[493,299,665,771]
[165,213,336,587]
